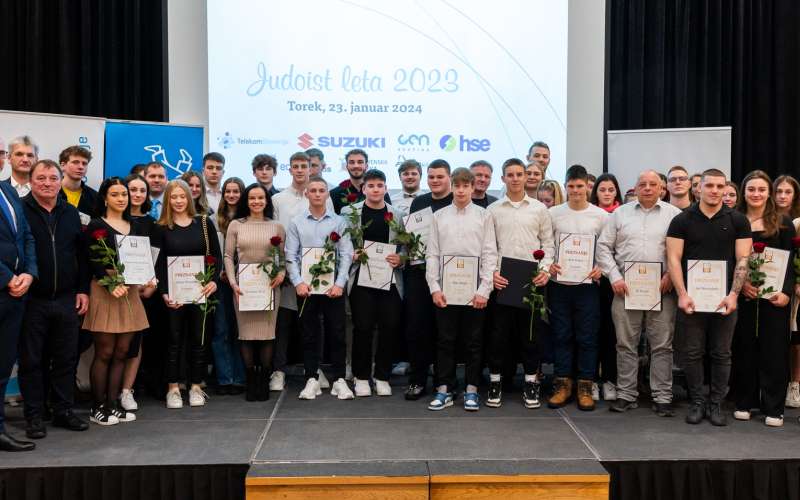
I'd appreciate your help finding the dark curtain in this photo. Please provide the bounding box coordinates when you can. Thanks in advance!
[605,0,800,182]
[605,460,800,500]
[0,0,167,122]
[0,464,247,500]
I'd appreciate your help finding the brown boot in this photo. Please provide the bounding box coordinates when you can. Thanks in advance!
[547,377,573,408]
[577,379,595,411]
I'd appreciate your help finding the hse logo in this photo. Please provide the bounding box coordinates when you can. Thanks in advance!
[439,134,491,152]
[298,133,386,149]
[398,134,430,147]
[297,133,314,149]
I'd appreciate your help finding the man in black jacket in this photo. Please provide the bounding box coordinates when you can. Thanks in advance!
[19,159,90,439]
[58,145,99,226]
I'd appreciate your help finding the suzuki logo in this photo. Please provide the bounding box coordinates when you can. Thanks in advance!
[297,133,314,149]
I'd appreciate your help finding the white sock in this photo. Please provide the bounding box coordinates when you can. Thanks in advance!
[437,385,448,394]
[489,373,501,382]
[466,384,478,394]
[524,373,538,383]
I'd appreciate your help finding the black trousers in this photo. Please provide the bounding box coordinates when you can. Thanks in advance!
[18,295,80,420]
[166,305,207,385]
[349,285,402,381]
[141,295,168,396]
[676,310,737,404]
[597,277,618,383]
[435,305,485,390]
[731,299,790,417]
[300,295,346,380]
[0,292,26,433]
[488,300,541,376]
[404,266,437,386]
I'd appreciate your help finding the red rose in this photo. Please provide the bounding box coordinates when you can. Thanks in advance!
[752,242,767,254]
[330,231,341,242]
[533,249,546,261]
[792,236,800,249]
[346,192,359,203]
[205,255,217,266]
[270,235,282,247]
[384,212,394,222]
[339,180,352,189]
[91,229,108,241]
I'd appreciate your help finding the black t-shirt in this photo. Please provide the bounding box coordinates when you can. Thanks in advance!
[666,203,752,285]
[409,192,453,214]
[362,204,390,243]
[471,194,498,209]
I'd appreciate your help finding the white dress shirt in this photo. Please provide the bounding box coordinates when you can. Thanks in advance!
[272,184,334,229]
[390,188,426,216]
[425,202,497,299]
[488,194,555,272]
[11,177,30,198]
[205,185,222,213]
[596,200,682,283]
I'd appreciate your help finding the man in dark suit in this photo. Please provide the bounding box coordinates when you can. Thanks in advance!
[0,180,38,451]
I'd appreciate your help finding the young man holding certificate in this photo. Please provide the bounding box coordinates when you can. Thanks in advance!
[547,165,609,411]
[286,176,355,401]
[666,168,752,426]
[426,168,497,411]
[403,160,454,400]
[596,170,682,416]
[486,158,554,409]
[341,170,404,397]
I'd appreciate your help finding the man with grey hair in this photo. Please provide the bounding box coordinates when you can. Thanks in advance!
[596,170,682,417]
[3,136,38,197]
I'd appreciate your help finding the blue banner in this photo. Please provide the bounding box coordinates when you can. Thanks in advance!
[104,122,204,180]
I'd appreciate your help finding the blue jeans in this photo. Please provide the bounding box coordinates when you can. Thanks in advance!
[212,281,245,385]
[548,282,600,380]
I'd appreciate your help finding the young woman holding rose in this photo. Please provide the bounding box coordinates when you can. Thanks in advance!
[223,183,286,401]
[155,180,222,409]
[84,177,155,425]
[731,170,795,427]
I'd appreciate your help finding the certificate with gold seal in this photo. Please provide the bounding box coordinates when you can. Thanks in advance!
[624,261,662,311]
[167,256,205,305]
[555,233,595,284]
[237,264,274,311]
[759,247,790,300]
[687,259,727,313]
[441,255,479,306]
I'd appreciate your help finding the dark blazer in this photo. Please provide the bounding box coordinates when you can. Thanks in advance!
[0,182,37,290]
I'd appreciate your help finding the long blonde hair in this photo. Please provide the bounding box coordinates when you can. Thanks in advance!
[157,179,197,229]
[538,180,565,206]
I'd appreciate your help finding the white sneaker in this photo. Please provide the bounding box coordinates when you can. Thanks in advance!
[591,382,600,401]
[786,382,800,408]
[119,389,138,411]
[269,371,285,391]
[318,369,331,389]
[765,416,784,427]
[602,381,617,401]
[189,387,208,407]
[166,389,183,409]
[298,378,322,400]
[375,379,392,396]
[733,410,751,421]
[353,378,372,397]
[331,378,355,400]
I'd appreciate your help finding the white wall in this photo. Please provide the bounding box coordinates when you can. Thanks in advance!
[167,1,606,172]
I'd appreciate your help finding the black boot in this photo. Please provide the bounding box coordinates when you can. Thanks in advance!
[245,367,258,402]
[257,367,270,401]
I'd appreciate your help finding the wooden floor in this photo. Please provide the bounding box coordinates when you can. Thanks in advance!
[246,471,610,500]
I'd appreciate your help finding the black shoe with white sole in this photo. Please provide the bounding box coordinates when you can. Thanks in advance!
[523,381,542,409]
[90,405,119,426]
[486,381,502,408]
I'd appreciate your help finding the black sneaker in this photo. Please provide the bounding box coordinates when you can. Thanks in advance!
[90,405,119,426]
[706,402,727,426]
[652,402,675,417]
[685,401,705,424]
[486,381,502,408]
[25,418,47,439]
[52,410,89,431]
[609,398,638,413]
[523,381,542,409]
[109,404,137,423]
[404,384,426,401]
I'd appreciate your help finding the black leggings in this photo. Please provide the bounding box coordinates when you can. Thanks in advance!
[91,332,135,407]
[166,306,207,385]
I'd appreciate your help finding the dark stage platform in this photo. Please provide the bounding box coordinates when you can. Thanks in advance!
[2,375,800,500]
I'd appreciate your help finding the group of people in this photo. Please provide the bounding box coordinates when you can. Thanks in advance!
[0,135,798,454]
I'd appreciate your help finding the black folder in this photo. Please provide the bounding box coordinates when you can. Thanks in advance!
[496,257,539,310]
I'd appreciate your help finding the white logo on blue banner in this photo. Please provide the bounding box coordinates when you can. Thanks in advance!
[104,122,204,180]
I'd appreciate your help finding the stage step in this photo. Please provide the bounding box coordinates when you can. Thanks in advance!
[246,461,609,500]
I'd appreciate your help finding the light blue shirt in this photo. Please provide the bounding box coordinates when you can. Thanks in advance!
[286,208,354,289]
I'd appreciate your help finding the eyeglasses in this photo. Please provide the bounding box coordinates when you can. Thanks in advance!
[668,176,689,183]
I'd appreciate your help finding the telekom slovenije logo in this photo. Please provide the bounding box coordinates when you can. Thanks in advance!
[297,133,314,149]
